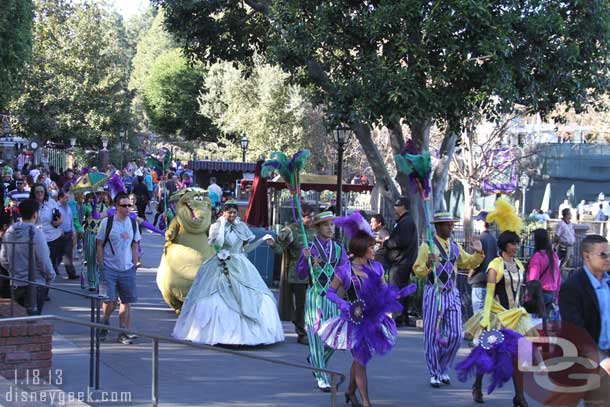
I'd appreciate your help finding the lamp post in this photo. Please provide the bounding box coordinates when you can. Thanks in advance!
[239,135,249,162]
[333,124,353,217]
[519,173,530,217]
[101,136,109,167]
[119,128,126,170]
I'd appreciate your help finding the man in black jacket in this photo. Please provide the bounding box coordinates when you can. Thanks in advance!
[558,234,610,407]
[383,196,418,326]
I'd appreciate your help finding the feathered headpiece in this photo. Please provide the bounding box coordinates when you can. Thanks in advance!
[106,173,126,200]
[334,212,374,239]
[485,197,522,233]
[261,150,311,192]
[394,139,432,198]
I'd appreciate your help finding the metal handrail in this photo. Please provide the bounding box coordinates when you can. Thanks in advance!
[0,274,106,390]
[0,314,346,407]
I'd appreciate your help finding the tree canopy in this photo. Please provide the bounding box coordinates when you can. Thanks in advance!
[0,0,33,110]
[141,48,218,140]
[156,0,610,207]
[9,0,131,147]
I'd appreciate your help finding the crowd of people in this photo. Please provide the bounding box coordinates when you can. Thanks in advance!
[1,159,608,407]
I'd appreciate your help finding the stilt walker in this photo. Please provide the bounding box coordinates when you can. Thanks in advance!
[396,140,483,388]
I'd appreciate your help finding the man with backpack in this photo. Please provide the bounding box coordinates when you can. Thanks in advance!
[96,192,141,344]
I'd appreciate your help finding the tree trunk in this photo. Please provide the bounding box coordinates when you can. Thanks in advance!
[432,131,458,212]
[405,119,432,235]
[462,181,474,241]
[351,121,399,209]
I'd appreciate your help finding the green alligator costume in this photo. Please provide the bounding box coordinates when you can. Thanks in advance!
[156,188,215,313]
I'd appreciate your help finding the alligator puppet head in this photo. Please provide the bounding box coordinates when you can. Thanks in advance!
[170,187,212,234]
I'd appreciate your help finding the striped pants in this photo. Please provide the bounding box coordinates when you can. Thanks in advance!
[423,284,463,379]
[304,287,339,388]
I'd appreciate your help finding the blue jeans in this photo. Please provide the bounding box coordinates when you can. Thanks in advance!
[471,287,487,314]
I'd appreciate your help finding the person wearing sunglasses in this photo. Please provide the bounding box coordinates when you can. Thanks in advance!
[96,192,141,345]
[559,234,610,407]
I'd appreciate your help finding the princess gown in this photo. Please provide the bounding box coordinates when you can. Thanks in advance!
[172,218,284,345]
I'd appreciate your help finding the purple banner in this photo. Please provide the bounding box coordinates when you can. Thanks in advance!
[481,147,517,195]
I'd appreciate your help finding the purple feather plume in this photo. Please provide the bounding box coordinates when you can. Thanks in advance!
[350,263,404,365]
[141,220,164,236]
[92,193,100,219]
[334,212,373,239]
[455,329,523,394]
[107,174,126,200]
[81,167,90,175]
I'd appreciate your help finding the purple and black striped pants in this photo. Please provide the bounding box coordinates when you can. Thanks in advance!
[422,284,463,379]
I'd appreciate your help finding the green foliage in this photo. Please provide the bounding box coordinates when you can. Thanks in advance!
[141,48,217,140]
[0,0,34,109]
[156,0,610,136]
[199,61,331,166]
[8,0,131,147]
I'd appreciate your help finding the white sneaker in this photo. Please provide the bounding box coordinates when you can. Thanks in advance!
[440,374,451,385]
[430,376,441,388]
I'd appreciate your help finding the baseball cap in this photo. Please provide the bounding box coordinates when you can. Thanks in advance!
[393,196,410,209]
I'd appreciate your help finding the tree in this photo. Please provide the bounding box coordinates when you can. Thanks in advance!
[0,0,33,109]
[141,48,217,140]
[199,60,331,167]
[155,0,610,219]
[9,0,131,147]
[128,9,175,132]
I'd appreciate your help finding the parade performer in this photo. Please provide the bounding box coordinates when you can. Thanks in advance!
[457,198,534,407]
[413,212,484,388]
[81,190,109,290]
[296,211,350,392]
[270,204,316,345]
[156,187,215,312]
[317,212,417,407]
[173,202,284,345]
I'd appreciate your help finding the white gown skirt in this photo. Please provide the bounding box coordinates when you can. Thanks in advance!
[172,253,284,346]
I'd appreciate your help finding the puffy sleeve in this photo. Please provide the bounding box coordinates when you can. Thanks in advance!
[296,245,312,280]
[487,257,505,283]
[413,242,431,279]
[334,243,351,290]
[456,243,484,270]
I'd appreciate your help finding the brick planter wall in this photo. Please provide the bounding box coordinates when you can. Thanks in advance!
[0,299,53,379]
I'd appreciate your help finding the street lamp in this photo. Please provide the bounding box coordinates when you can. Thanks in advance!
[119,128,126,169]
[519,173,530,217]
[239,135,249,162]
[333,124,353,217]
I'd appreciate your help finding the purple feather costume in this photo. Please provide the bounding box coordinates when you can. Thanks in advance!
[316,260,403,366]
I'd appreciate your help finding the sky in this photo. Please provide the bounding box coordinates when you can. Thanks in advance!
[111,0,150,19]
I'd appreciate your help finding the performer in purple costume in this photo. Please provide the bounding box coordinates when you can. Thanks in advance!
[317,212,417,407]
[413,212,483,388]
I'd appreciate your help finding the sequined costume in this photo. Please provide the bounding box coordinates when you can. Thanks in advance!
[463,257,535,340]
[296,236,350,389]
[316,260,404,366]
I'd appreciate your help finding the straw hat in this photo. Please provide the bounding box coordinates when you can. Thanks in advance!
[312,211,336,225]
[430,212,458,223]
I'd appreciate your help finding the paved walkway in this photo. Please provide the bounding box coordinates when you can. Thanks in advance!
[3,231,544,406]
